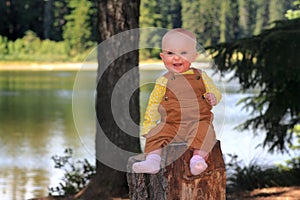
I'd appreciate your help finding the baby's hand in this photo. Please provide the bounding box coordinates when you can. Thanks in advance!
[204,93,217,106]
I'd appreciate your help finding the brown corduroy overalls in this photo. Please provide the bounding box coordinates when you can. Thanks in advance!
[144,68,216,153]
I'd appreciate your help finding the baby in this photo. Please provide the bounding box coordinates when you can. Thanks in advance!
[133,28,222,175]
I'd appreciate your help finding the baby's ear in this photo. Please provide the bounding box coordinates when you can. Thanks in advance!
[159,52,164,60]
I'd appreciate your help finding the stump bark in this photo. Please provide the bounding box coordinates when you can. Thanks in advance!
[127,141,226,200]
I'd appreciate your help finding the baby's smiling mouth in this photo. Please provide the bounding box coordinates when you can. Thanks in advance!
[173,63,182,67]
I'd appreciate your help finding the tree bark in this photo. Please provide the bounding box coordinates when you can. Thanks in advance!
[72,1,141,199]
[127,141,226,200]
[43,0,52,39]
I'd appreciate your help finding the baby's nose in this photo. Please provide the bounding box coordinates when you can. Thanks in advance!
[173,54,181,59]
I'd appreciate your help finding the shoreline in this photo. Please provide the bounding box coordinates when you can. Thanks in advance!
[0,61,210,71]
[0,62,92,71]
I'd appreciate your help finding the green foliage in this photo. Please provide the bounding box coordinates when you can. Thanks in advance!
[139,0,181,60]
[227,128,300,192]
[277,125,300,178]
[140,0,171,28]
[49,148,96,196]
[226,153,300,193]
[253,0,267,35]
[51,0,70,41]
[0,0,297,62]
[183,0,223,45]
[0,35,8,55]
[181,0,202,42]
[285,0,300,19]
[226,130,300,192]
[139,0,294,59]
[219,0,239,43]
[0,0,45,40]
[269,0,286,22]
[0,30,95,62]
[208,18,300,152]
[63,0,95,55]
[227,154,279,192]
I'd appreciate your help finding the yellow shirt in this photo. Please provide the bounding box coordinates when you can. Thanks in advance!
[141,69,222,136]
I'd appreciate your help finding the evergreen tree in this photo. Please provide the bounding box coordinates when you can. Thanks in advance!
[140,0,181,29]
[169,0,182,28]
[0,0,44,40]
[285,0,300,19]
[220,0,239,43]
[63,0,94,55]
[208,18,300,152]
[269,0,286,23]
[199,0,221,46]
[0,1,10,39]
[1,0,297,61]
[51,0,70,41]
[238,0,257,37]
[181,0,202,43]
[139,0,162,59]
[230,0,240,41]
[220,0,229,43]
[140,0,167,28]
[140,0,182,59]
[43,0,53,39]
[253,0,269,35]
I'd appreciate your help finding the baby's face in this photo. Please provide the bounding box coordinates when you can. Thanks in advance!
[160,33,197,73]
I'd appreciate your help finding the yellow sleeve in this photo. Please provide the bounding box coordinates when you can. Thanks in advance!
[141,76,168,136]
[202,71,222,104]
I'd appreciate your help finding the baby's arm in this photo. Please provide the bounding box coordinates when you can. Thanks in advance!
[201,71,222,105]
[141,76,167,136]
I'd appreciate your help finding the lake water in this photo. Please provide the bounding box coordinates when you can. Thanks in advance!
[0,67,294,200]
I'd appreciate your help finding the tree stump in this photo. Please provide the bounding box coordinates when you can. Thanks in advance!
[127,141,226,200]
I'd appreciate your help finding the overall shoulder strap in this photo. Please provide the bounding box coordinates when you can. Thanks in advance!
[192,68,202,75]
[163,71,175,80]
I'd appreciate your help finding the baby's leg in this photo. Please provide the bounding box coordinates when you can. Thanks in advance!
[190,149,208,175]
[132,149,162,174]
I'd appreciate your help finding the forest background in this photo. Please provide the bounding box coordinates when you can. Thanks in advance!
[0,0,298,62]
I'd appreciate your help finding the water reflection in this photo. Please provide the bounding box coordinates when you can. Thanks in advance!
[0,71,95,200]
[0,168,50,200]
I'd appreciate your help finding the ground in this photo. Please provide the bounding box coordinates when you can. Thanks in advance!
[227,186,300,200]
[31,186,300,200]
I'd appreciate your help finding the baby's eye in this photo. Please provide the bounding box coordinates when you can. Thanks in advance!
[180,51,188,55]
[167,51,174,55]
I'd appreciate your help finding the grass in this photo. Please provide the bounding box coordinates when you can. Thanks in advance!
[226,153,300,195]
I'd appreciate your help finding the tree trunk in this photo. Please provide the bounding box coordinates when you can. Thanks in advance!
[72,0,141,199]
[43,0,52,39]
[127,141,226,200]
